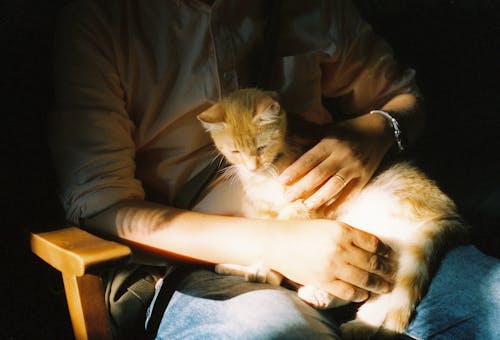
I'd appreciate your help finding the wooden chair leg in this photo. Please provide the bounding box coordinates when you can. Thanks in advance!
[62,272,112,340]
[31,227,132,340]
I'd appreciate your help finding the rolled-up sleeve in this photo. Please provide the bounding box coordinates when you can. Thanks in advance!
[321,0,420,115]
[50,2,144,225]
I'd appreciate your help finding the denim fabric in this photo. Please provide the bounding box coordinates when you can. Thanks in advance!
[147,246,499,339]
[148,270,340,339]
[405,245,500,340]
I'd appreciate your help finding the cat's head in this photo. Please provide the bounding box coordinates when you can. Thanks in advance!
[197,88,287,174]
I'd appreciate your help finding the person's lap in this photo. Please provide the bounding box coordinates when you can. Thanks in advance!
[148,268,340,339]
[147,245,500,339]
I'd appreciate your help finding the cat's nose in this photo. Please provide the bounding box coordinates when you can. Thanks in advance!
[245,157,258,171]
[247,162,257,171]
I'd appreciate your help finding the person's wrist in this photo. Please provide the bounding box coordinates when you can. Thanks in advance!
[370,109,405,152]
[260,220,287,272]
[363,111,395,150]
[265,221,310,279]
[335,112,395,153]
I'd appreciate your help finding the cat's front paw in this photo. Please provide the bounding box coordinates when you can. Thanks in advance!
[277,200,311,220]
[297,285,333,309]
[340,320,379,340]
[297,285,348,309]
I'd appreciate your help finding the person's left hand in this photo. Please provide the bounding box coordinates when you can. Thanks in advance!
[279,113,393,213]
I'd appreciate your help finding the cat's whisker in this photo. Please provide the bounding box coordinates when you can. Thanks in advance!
[208,152,224,166]
[263,162,279,178]
[216,154,226,169]
[218,164,239,185]
[207,152,229,176]
[208,149,220,158]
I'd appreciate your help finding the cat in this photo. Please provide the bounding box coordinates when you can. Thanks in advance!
[197,88,468,338]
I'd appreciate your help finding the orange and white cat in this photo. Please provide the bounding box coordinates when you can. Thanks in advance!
[197,88,467,338]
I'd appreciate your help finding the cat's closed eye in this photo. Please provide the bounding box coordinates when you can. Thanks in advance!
[231,150,240,154]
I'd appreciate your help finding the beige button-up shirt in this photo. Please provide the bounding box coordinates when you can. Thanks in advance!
[50,0,418,224]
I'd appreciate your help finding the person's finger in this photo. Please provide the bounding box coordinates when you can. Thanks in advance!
[323,181,360,213]
[347,224,394,258]
[343,244,396,281]
[319,279,369,303]
[284,161,339,202]
[303,171,351,210]
[335,263,392,294]
[278,146,326,185]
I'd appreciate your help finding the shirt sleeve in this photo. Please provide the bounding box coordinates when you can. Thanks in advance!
[50,1,144,225]
[320,0,422,137]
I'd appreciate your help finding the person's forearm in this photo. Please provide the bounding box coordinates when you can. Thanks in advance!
[83,198,396,300]
[83,199,280,267]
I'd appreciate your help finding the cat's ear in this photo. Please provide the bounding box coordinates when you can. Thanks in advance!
[197,104,226,132]
[253,96,282,125]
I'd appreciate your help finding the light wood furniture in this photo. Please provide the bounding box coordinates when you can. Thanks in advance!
[31,227,132,340]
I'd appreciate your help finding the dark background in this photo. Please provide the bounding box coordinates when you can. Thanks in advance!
[1,1,499,339]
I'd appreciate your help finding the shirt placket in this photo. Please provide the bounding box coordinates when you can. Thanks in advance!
[210,10,238,97]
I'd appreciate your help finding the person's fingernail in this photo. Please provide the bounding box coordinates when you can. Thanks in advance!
[304,200,315,210]
[378,243,394,258]
[286,190,298,201]
[380,281,391,293]
[279,175,291,184]
[380,259,394,275]
[356,291,369,302]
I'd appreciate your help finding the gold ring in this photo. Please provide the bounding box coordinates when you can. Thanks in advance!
[325,175,346,206]
[333,174,346,186]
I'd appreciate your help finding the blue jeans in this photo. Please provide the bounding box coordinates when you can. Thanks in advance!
[146,246,500,339]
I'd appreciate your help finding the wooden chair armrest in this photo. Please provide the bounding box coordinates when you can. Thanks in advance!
[31,226,131,276]
[31,227,132,340]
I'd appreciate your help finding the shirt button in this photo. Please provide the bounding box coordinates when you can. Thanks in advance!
[222,71,233,82]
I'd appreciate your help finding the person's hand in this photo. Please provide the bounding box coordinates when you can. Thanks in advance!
[271,219,396,302]
[280,113,393,213]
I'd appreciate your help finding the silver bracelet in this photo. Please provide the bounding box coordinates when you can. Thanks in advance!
[370,109,404,152]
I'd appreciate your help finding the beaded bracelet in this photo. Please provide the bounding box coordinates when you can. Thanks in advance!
[370,109,405,152]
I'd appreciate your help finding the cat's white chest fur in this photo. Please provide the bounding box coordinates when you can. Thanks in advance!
[247,179,286,203]
[236,166,305,219]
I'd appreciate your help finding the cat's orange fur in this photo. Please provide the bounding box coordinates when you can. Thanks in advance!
[197,88,467,339]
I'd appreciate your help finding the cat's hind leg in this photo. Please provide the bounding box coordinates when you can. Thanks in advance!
[379,216,466,334]
[339,294,390,339]
[340,284,418,339]
[380,246,429,334]
[341,244,430,339]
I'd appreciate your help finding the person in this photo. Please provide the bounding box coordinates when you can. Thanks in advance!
[49,0,500,339]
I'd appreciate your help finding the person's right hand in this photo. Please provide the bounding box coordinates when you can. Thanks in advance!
[270,219,396,302]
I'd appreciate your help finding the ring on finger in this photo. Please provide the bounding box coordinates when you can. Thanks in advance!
[333,174,346,187]
[324,174,347,206]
